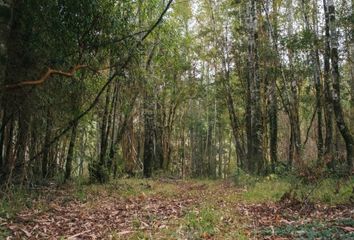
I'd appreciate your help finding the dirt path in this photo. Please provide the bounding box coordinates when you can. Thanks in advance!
[1,180,353,239]
[2,180,232,239]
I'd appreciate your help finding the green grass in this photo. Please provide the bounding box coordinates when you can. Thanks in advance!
[241,178,291,203]
[235,173,354,204]
[0,188,34,218]
[0,225,10,239]
[261,219,354,239]
[299,178,354,204]
[182,206,220,238]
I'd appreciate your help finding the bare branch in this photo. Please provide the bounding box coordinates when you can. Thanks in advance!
[3,65,88,90]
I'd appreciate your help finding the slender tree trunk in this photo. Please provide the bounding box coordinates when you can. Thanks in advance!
[0,0,13,173]
[99,85,112,166]
[154,98,164,170]
[143,45,157,178]
[143,91,154,178]
[42,109,52,178]
[286,0,302,169]
[349,0,354,132]
[268,0,278,173]
[13,110,29,185]
[107,82,119,173]
[2,0,31,185]
[0,113,8,177]
[314,49,324,163]
[0,0,12,83]
[64,121,78,181]
[323,0,334,167]
[326,0,354,171]
[224,79,245,167]
[303,0,324,163]
[313,1,324,164]
[247,0,263,174]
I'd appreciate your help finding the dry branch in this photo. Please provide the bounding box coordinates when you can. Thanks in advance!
[3,64,88,90]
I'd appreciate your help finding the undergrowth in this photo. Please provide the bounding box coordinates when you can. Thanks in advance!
[234,170,354,204]
[261,218,354,239]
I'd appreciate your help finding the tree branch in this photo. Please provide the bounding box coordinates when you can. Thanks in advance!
[3,64,88,90]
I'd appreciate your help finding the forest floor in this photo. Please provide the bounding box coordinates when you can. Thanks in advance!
[0,177,353,239]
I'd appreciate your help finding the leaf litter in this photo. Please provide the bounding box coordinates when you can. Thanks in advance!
[1,180,353,239]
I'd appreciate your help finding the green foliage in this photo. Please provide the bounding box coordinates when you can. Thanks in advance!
[296,178,354,204]
[240,176,292,203]
[261,219,354,239]
[73,185,87,202]
[184,207,220,237]
[234,173,354,204]
[0,225,10,239]
[234,169,259,187]
[0,188,32,219]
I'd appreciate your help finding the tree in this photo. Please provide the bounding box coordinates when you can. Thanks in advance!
[325,0,354,171]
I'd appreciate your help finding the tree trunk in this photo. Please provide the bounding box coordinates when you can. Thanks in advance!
[0,0,13,172]
[0,0,12,83]
[99,85,112,166]
[323,0,334,167]
[349,0,354,132]
[64,121,78,181]
[143,44,158,178]
[268,0,278,173]
[303,0,324,163]
[143,91,154,178]
[13,110,29,185]
[247,0,263,174]
[286,0,302,169]
[42,110,52,178]
[326,0,354,171]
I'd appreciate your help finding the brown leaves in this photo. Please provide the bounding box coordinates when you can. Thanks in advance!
[235,201,354,239]
[4,187,194,239]
[3,180,353,239]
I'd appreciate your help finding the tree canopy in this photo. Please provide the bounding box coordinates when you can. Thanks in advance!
[0,0,353,186]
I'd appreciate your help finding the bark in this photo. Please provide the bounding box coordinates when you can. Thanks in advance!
[224,80,245,167]
[0,0,12,82]
[268,0,278,172]
[143,45,157,178]
[0,113,7,175]
[154,99,164,170]
[99,85,112,166]
[0,0,13,170]
[312,1,324,163]
[107,82,119,173]
[180,127,185,179]
[314,49,324,163]
[42,110,52,178]
[64,121,78,181]
[247,0,263,173]
[303,0,324,163]
[326,0,354,171]
[323,0,334,166]
[143,91,154,178]
[1,0,32,185]
[350,0,354,132]
[12,110,29,184]
[286,0,302,169]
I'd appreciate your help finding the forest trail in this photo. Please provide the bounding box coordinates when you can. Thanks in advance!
[2,179,353,239]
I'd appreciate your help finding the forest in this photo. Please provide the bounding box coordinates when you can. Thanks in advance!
[0,0,353,239]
